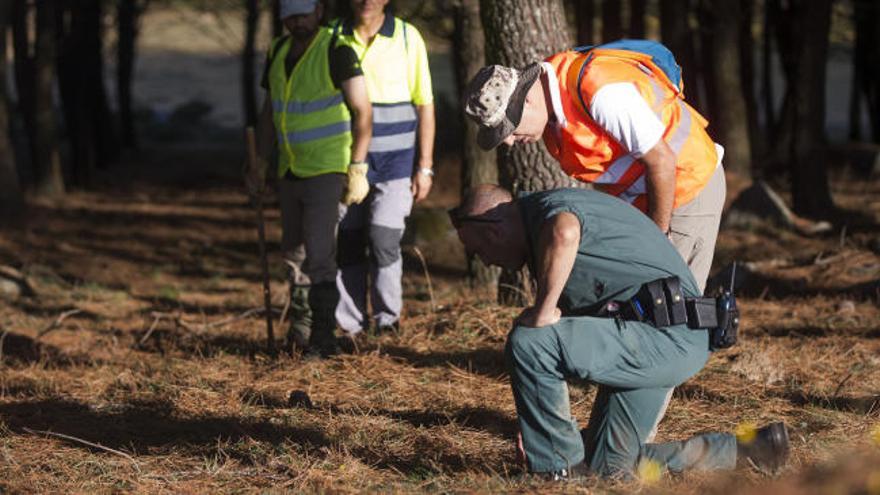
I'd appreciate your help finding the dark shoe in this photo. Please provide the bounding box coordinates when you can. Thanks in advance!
[371,320,399,336]
[304,282,341,359]
[737,422,790,472]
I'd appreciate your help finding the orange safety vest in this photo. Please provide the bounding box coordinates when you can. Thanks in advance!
[542,49,718,211]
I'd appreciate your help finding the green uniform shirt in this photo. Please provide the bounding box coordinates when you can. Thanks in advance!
[518,188,700,316]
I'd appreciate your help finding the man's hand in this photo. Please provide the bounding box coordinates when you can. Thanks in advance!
[411,166,433,203]
[343,162,370,205]
[243,157,268,196]
[515,305,561,328]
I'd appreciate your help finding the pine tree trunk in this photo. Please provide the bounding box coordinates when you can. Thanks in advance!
[243,0,259,127]
[0,0,23,216]
[575,0,594,46]
[600,0,622,42]
[480,0,573,304]
[704,0,751,177]
[629,0,646,39]
[853,0,880,142]
[761,0,776,149]
[453,0,499,288]
[773,0,834,217]
[117,0,141,149]
[739,0,761,169]
[32,0,64,195]
[57,0,118,187]
[660,0,703,114]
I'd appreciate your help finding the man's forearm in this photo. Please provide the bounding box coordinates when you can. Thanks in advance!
[416,103,435,168]
[641,141,677,232]
[350,107,372,163]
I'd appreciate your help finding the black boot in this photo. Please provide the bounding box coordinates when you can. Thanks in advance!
[544,460,590,481]
[736,422,790,472]
[303,281,340,359]
[285,284,311,355]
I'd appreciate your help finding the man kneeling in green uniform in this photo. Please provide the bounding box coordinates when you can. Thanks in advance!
[451,185,789,480]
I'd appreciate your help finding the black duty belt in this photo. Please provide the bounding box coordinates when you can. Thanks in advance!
[603,276,739,349]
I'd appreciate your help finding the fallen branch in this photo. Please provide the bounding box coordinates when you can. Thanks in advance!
[148,307,279,334]
[36,309,83,340]
[23,427,140,471]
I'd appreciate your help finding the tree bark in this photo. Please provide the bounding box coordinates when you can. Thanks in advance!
[629,0,646,39]
[660,0,703,114]
[0,0,23,216]
[761,0,775,145]
[32,0,64,195]
[575,0,594,46]
[117,0,145,149]
[773,0,834,217]
[57,0,118,187]
[703,0,751,177]
[480,0,573,304]
[852,0,880,142]
[243,0,259,127]
[739,0,761,169]
[453,0,499,288]
[600,0,622,42]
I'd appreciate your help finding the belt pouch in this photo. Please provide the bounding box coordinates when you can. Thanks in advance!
[662,277,688,325]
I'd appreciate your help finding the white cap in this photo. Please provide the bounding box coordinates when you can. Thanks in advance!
[280,0,318,19]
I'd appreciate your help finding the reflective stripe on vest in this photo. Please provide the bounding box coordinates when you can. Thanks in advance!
[545,50,718,210]
[369,102,416,152]
[268,29,352,178]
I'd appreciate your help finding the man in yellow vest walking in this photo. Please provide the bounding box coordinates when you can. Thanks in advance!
[245,0,372,358]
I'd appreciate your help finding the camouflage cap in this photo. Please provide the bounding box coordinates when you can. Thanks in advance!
[463,63,542,150]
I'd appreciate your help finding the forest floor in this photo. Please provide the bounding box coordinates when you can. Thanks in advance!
[1,154,879,493]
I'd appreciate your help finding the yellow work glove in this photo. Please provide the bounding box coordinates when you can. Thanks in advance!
[343,161,369,205]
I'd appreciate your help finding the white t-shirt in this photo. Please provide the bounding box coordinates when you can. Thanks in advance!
[588,82,666,158]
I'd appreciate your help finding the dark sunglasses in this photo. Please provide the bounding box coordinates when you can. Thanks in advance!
[447,207,502,229]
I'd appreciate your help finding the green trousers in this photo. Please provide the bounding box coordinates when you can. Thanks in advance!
[506,316,737,478]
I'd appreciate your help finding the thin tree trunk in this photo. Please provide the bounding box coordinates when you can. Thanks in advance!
[773,0,834,217]
[629,0,646,39]
[32,0,63,195]
[739,0,760,170]
[454,0,499,288]
[660,0,703,114]
[853,0,880,143]
[243,0,259,127]
[0,0,23,216]
[117,0,142,149]
[762,0,776,146]
[697,0,717,125]
[271,0,282,38]
[57,0,118,187]
[480,0,573,304]
[575,0,594,46]
[601,0,622,42]
[704,0,751,177]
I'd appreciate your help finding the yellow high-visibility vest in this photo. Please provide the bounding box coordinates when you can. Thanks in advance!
[268,27,351,178]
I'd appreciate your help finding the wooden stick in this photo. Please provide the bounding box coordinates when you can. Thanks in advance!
[23,427,140,471]
[36,309,83,340]
[246,126,276,356]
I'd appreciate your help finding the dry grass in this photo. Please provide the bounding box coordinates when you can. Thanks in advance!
[1,169,879,494]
